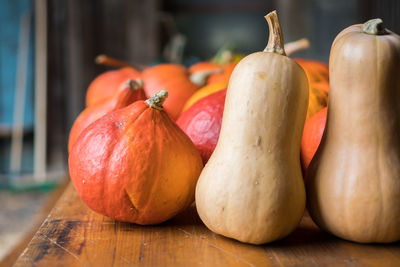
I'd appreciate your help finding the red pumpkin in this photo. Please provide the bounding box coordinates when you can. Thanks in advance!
[301,107,327,173]
[86,67,141,107]
[69,79,146,152]
[177,89,226,164]
[69,91,203,225]
[142,64,200,120]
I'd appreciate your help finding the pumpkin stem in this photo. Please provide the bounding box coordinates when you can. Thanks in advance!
[362,18,387,35]
[264,11,286,56]
[145,90,168,110]
[264,10,286,56]
[95,54,146,70]
[126,78,144,90]
[285,38,310,56]
[190,69,223,87]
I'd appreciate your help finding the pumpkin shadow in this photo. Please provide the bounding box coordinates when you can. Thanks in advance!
[164,204,203,227]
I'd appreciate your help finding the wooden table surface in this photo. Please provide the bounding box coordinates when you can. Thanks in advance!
[14,183,400,267]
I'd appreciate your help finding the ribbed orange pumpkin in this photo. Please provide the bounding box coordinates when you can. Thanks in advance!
[86,67,141,107]
[142,64,200,120]
[69,91,203,224]
[68,79,146,152]
[294,59,330,118]
[307,85,329,118]
[294,58,329,85]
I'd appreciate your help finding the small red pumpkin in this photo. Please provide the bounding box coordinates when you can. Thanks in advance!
[301,107,327,173]
[69,79,146,152]
[69,91,203,225]
[177,89,226,164]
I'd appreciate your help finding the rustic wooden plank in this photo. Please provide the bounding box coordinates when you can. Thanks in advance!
[14,183,400,266]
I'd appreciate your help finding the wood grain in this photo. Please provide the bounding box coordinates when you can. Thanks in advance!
[14,183,400,266]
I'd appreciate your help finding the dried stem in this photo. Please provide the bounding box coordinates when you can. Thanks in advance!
[145,90,168,110]
[264,11,286,56]
[362,18,387,35]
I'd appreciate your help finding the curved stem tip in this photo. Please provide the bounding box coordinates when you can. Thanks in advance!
[264,11,286,56]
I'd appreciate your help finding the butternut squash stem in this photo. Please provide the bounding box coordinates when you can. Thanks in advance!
[190,69,223,87]
[145,90,168,110]
[285,38,310,56]
[362,18,387,35]
[126,78,144,91]
[264,10,286,56]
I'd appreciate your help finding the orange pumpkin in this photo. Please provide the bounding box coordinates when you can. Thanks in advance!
[307,84,329,118]
[142,64,200,120]
[207,62,237,84]
[69,79,146,152]
[69,91,203,224]
[189,62,221,74]
[294,58,330,118]
[294,58,329,85]
[301,107,327,173]
[86,67,141,107]
[189,61,237,85]
[182,81,227,111]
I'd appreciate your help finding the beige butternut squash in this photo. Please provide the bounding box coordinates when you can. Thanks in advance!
[307,18,400,243]
[195,11,309,244]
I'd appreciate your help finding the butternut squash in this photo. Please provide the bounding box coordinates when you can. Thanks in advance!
[307,18,400,243]
[195,11,309,244]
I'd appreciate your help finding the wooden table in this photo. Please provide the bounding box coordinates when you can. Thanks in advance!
[14,183,400,266]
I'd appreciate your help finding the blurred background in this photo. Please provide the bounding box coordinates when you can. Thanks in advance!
[0,0,399,264]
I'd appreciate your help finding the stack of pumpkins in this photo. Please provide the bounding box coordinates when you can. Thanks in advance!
[68,11,400,244]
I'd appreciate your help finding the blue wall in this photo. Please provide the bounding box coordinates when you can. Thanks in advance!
[0,0,34,129]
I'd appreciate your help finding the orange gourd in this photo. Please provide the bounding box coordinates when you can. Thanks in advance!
[86,67,141,107]
[189,62,221,74]
[294,59,330,118]
[307,84,329,118]
[69,91,203,224]
[207,62,237,84]
[294,58,329,84]
[142,64,200,120]
[300,107,327,172]
[68,79,146,152]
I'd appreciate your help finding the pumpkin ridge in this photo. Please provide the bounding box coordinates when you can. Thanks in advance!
[103,104,147,221]
[123,108,167,223]
[139,109,164,220]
